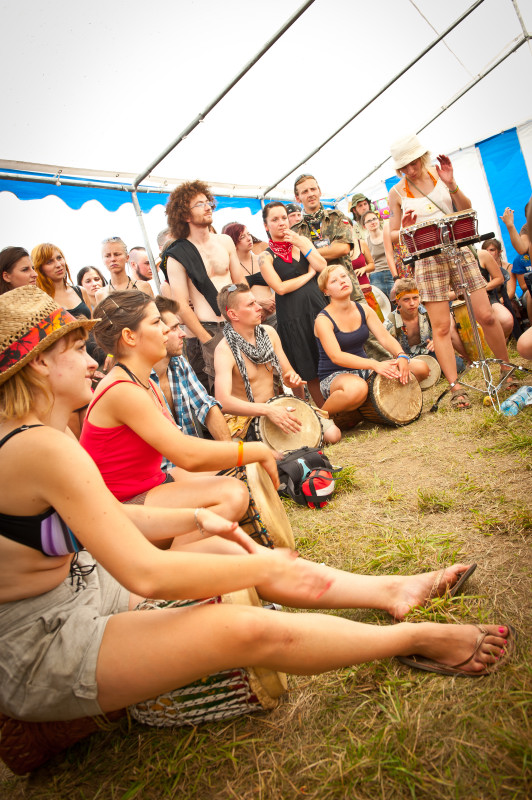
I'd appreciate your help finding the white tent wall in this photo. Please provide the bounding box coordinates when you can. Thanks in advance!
[1,0,531,274]
[0,191,267,278]
[1,0,531,198]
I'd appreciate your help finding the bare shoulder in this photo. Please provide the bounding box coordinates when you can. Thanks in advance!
[218,233,236,252]
[258,250,273,268]
[214,336,234,359]
[138,282,154,297]
[262,323,278,343]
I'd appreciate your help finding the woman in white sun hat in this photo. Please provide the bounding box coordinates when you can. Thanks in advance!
[387,134,512,409]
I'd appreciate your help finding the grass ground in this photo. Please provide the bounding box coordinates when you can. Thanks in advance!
[1,361,531,800]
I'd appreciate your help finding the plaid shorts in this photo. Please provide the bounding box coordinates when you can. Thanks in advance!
[415,247,486,303]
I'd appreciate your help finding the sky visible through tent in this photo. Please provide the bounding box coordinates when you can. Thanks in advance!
[1,0,531,270]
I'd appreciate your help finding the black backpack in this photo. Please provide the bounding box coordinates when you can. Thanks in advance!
[276,447,342,509]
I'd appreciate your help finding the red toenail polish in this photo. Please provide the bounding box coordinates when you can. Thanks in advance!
[499,627,506,633]
[504,640,507,645]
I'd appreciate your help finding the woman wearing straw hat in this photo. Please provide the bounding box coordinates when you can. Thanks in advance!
[388,134,512,409]
[0,286,510,730]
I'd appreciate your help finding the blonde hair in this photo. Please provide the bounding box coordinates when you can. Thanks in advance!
[395,151,432,179]
[317,263,349,293]
[0,329,86,422]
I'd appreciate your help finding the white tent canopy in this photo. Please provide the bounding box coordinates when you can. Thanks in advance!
[1,0,532,269]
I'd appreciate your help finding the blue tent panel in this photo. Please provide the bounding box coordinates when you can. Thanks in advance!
[0,169,263,214]
[477,127,531,262]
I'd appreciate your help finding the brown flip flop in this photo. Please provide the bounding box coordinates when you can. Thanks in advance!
[397,623,515,677]
[427,563,477,602]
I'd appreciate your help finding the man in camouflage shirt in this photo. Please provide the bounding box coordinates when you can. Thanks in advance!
[292,173,390,359]
[291,174,364,303]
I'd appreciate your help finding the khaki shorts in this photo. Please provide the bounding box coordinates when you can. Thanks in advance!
[0,552,129,721]
[416,247,486,303]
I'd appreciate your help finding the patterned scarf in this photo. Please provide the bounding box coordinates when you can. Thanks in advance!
[223,322,282,402]
[303,205,325,229]
[268,240,293,263]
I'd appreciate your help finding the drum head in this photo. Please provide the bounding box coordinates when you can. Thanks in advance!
[369,373,422,425]
[258,396,323,453]
[413,354,441,390]
[245,462,295,549]
[371,285,391,319]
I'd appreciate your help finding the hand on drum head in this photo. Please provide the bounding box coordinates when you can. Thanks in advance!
[266,405,303,435]
[402,210,418,228]
[255,443,281,490]
[395,357,411,385]
[373,359,401,381]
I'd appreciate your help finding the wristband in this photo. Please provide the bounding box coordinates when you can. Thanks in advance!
[304,248,313,258]
[194,507,206,536]
[449,184,459,195]
[237,439,244,467]
[397,353,410,362]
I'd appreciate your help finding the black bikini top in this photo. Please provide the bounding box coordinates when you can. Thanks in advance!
[0,425,82,556]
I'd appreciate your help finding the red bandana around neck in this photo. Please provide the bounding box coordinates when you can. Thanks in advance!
[268,240,293,263]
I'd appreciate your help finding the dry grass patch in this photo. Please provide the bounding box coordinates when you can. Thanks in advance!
[2,365,531,800]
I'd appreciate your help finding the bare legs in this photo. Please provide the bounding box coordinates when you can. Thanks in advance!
[96,603,509,712]
[146,472,249,531]
[322,374,368,416]
[425,300,460,387]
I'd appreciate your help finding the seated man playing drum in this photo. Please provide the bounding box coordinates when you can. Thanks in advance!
[214,283,341,445]
[388,134,511,409]
[385,277,466,376]
[314,265,429,424]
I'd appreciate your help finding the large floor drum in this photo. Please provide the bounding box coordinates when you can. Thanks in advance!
[358,373,422,427]
[255,395,323,453]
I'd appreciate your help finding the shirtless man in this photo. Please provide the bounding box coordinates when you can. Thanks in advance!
[165,181,246,390]
[214,283,341,444]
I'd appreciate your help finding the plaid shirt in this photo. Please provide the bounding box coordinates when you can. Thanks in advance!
[150,356,221,470]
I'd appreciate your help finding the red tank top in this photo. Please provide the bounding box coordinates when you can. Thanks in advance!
[80,380,171,501]
[351,241,370,287]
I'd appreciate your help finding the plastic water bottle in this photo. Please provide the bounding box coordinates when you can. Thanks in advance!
[500,386,532,416]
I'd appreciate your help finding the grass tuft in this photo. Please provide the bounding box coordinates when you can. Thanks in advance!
[417,488,453,514]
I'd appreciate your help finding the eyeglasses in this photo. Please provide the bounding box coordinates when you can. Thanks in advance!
[102,236,123,244]
[190,200,215,210]
[226,284,238,293]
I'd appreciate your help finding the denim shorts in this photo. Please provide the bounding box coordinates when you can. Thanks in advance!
[319,369,372,399]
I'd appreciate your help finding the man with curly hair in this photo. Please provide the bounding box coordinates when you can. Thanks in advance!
[162,180,245,391]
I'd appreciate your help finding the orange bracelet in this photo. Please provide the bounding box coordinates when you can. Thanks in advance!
[236,439,244,467]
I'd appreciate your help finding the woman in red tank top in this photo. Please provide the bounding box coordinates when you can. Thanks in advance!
[80,291,278,527]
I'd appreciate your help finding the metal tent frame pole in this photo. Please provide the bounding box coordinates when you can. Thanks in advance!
[339,32,531,200]
[131,0,315,191]
[125,0,315,283]
[261,0,485,199]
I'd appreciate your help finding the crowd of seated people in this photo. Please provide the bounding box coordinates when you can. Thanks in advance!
[0,155,529,761]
